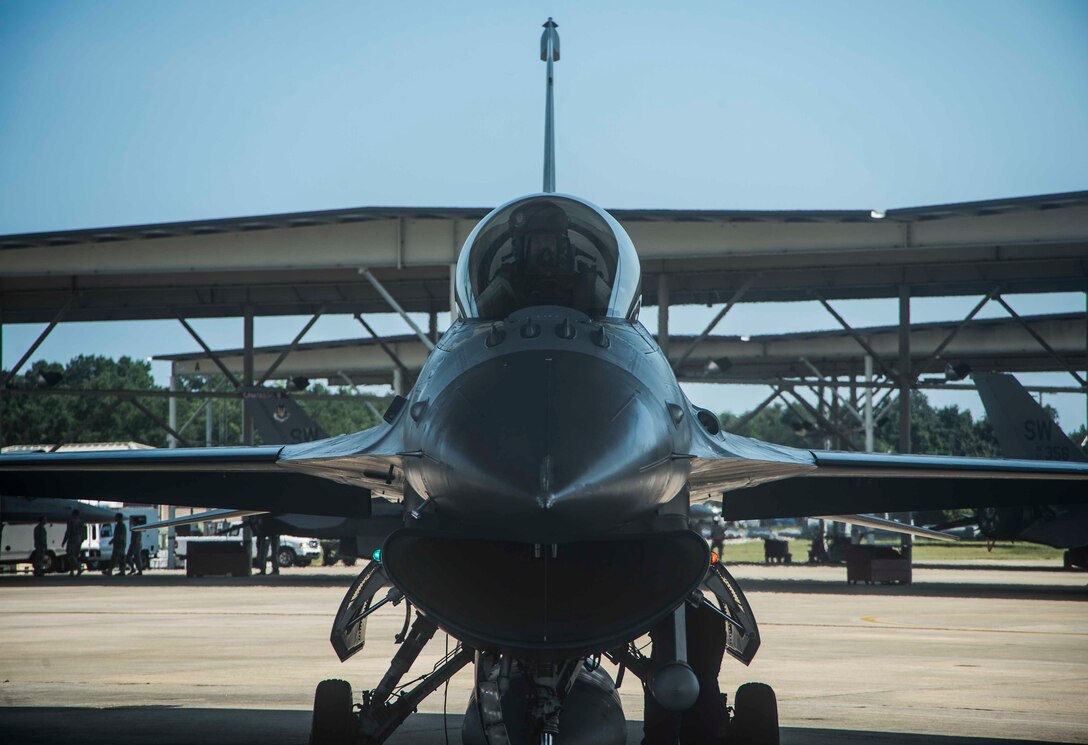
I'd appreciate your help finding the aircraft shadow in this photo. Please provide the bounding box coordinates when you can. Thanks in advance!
[0,707,1062,745]
[2,570,1085,601]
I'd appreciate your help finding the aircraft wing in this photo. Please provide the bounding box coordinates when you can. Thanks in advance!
[0,495,119,524]
[0,420,407,518]
[685,405,1088,522]
[712,448,1088,522]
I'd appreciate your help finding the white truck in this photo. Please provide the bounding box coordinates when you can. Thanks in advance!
[84,506,161,571]
[0,521,67,572]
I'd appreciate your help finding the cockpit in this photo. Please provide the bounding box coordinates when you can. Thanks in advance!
[455,194,641,321]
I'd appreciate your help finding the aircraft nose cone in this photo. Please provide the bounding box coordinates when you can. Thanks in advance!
[409,350,688,540]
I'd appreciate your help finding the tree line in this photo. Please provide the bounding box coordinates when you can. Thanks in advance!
[719,392,1087,457]
[1,355,385,448]
[2,355,1084,458]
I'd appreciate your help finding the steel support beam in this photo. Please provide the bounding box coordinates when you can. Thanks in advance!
[658,274,670,360]
[449,263,458,322]
[812,292,900,382]
[168,371,178,449]
[996,295,1087,388]
[359,268,436,352]
[783,388,862,451]
[801,357,862,422]
[864,355,874,452]
[176,315,241,388]
[732,387,782,434]
[672,274,757,370]
[257,309,323,386]
[2,296,74,387]
[128,398,191,447]
[242,306,254,445]
[913,287,1000,379]
[0,310,4,447]
[354,315,412,380]
[898,285,911,454]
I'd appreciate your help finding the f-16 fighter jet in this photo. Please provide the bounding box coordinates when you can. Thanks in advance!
[2,19,1085,745]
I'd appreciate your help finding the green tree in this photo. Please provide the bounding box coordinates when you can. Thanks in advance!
[718,403,813,448]
[878,392,1000,456]
[2,356,388,448]
[3,356,168,447]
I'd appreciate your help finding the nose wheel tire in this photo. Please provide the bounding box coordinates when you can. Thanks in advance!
[731,682,778,745]
[310,679,355,745]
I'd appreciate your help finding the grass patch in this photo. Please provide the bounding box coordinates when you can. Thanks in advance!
[717,538,1064,563]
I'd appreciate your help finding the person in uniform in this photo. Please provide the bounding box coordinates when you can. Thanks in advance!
[62,509,85,576]
[256,532,269,575]
[125,516,144,575]
[32,516,48,577]
[809,525,829,564]
[104,513,127,576]
[269,533,281,575]
[709,518,726,558]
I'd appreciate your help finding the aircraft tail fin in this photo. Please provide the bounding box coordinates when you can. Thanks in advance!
[973,372,1086,462]
[251,393,329,445]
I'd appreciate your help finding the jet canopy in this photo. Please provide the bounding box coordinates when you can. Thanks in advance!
[456,194,641,321]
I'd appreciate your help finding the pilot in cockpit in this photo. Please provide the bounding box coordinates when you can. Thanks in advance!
[474,199,612,318]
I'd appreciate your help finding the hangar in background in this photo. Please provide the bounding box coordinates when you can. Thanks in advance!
[2,190,1086,452]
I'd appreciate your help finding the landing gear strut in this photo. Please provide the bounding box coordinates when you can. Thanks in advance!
[311,612,472,745]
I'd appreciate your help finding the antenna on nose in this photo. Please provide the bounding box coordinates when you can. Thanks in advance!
[540,18,560,194]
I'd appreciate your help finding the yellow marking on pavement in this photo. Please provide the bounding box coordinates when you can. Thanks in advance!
[858,615,1088,636]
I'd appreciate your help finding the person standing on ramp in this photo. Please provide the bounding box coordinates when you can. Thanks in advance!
[126,515,144,575]
[32,516,48,576]
[62,509,85,576]
[104,513,126,576]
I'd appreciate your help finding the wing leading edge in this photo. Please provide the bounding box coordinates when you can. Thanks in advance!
[683,399,1088,523]
[0,420,407,519]
[716,449,1088,522]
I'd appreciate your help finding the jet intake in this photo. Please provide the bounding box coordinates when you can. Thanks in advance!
[381,529,709,658]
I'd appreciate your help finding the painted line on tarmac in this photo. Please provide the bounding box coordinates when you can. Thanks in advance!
[858,615,1088,636]
[759,619,1088,637]
[0,610,326,617]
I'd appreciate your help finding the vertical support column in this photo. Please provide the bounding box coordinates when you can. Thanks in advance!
[897,286,912,562]
[898,285,911,454]
[657,274,670,360]
[864,355,874,452]
[166,368,178,569]
[242,306,254,446]
[449,263,458,324]
[241,311,255,577]
[393,367,404,397]
[205,399,213,447]
[168,367,179,449]
[0,310,4,448]
[428,310,438,344]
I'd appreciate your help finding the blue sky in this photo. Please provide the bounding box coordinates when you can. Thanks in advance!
[1,1,1086,432]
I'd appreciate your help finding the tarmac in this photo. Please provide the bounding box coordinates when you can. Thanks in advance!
[1,561,1085,744]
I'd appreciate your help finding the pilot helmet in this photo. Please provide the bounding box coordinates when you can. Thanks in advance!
[510,201,573,273]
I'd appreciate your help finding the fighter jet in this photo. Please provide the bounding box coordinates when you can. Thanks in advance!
[1,19,1086,745]
[942,372,1088,568]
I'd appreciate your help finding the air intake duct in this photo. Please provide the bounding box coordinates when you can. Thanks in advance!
[381,529,709,659]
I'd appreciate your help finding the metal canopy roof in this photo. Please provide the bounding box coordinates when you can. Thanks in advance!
[154,313,1086,387]
[3,191,1087,324]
